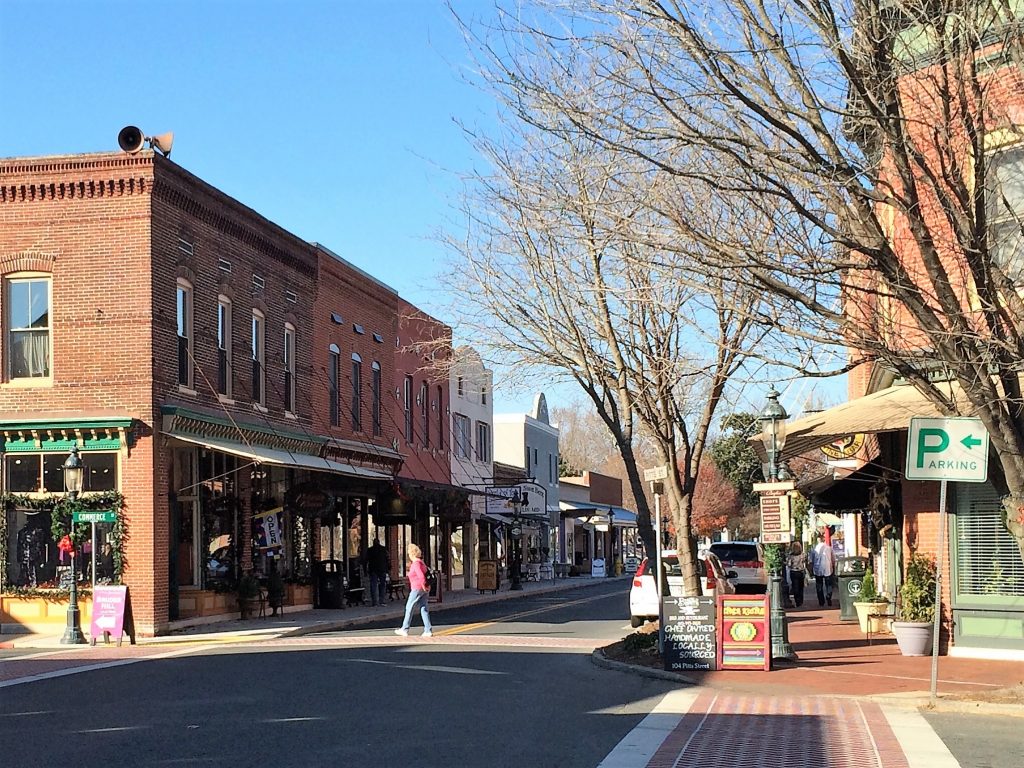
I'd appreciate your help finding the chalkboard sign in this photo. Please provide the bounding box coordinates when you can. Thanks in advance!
[477,560,499,593]
[57,565,74,590]
[662,595,718,672]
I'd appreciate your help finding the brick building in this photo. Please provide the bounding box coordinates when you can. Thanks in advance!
[0,150,458,635]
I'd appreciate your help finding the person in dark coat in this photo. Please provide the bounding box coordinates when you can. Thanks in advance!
[366,536,390,607]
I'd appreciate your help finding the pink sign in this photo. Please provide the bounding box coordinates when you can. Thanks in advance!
[90,585,128,645]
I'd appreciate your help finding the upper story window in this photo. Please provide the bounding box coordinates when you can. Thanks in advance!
[284,323,296,413]
[371,362,382,437]
[453,413,471,459]
[328,344,340,427]
[481,385,487,405]
[4,450,118,494]
[351,353,363,431]
[176,280,193,388]
[251,310,265,406]
[403,375,414,442]
[6,276,51,380]
[436,385,444,449]
[420,381,430,447]
[988,144,1024,279]
[476,421,491,463]
[217,296,232,398]
[457,376,465,396]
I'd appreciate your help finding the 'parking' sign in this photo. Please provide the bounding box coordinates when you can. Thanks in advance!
[905,417,989,482]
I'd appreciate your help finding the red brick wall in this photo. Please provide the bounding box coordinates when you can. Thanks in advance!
[395,299,452,485]
[312,248,399,456]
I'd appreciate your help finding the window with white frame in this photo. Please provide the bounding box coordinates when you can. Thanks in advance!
[453,413,471,459]
[6,276,51,380]
[328,344,340,426]
[284,323,296,413]
[351,353,362,431]
[436,385,444,449]
[420,381,430,447]
[251,310,265,406]
[987,144,1024,279]
[176,280,193,387]
[217,297,232,397]
[476,421,491,462]
[3,451,119,494]
[372,362,382,436]
[403,375,414,442]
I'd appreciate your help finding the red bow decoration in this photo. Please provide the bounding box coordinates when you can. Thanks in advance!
[57,535,76,555]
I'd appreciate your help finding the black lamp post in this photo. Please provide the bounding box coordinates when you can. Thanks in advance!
[607,508,615,577]
[60,446,87,645]
[509,492,524,591]
[759,387,796,661]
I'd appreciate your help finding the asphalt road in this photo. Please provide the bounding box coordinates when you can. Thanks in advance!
[0,581,673,768]
[923,712,1024,768]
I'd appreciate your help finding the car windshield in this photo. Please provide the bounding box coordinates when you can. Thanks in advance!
[711,543,759,562]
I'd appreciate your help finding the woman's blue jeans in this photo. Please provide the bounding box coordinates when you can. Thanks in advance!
[401,588,432,632]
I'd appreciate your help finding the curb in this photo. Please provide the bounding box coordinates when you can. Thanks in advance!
[589,649,1024,718]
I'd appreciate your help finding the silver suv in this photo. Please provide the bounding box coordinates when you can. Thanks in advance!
[709,541,767,594]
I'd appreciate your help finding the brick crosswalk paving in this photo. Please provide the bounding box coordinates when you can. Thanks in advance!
[598,690,960,768]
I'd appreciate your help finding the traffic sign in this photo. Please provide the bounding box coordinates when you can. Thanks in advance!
[72,509,117,524]
[644,465,668,482]
[905,417,989,482]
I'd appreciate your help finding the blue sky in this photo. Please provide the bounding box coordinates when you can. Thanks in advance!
[0,0,843,419]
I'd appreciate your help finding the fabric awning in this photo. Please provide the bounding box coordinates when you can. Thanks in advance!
[752,382,968,460]
[559,501,639,527]
[165,432,392,480]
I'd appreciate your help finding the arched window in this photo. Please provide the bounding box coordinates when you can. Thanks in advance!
[176,279,193,388]
[351,352,363,431]
[217,296,232,397]
[328,344,341,426]
[372,362,382,436]
[284,323,296,413]
[251,309,265,406]
[5,273,52,381]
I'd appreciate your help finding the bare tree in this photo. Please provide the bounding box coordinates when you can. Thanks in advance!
[460,1,1024,556]
[443,102,767,590]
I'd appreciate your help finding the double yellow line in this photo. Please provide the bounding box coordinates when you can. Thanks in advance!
[434,591,613,636]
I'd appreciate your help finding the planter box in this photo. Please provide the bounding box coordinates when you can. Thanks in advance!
[285,583,312,606]
[1,593,94,633]
[853,600,891,633]
[177,590,236,620]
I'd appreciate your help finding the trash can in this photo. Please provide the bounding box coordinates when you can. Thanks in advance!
[314,559,345,609]
[836,556,868,622]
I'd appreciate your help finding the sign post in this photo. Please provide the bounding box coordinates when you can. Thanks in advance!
[644,466,667,654]
[905,417,989,706]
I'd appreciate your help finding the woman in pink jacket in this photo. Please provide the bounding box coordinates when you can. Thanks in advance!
[394,543,432,637]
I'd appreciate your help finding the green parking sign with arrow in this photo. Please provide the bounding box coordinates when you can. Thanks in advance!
[905,417,989,482]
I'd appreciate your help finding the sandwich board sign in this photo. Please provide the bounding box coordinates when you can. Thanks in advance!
[905,417,989,483]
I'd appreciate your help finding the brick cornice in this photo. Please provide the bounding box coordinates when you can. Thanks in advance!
[0,153,153,204]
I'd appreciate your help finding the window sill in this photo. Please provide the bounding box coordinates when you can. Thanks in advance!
[217,395,235,405]
[177,385,198,396]
[284,411,298,420]
[253,403,269,414]
[2,377,53,388]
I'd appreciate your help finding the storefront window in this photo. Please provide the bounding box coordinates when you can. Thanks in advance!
[5,508,54,587]
[4,451,118,494]
[197,449,237,589]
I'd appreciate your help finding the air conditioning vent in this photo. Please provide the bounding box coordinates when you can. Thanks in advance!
[353,324,365,335]
[284,289,298,304]
[252,274,265,291]
[178,238,194,256]
[331,312,344,325]
[373,333,384,343]
[217,258,232,273]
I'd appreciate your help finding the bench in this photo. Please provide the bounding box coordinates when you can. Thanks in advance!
[388,579,407,602]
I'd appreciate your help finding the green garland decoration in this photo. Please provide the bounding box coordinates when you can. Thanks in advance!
[0,491,127,593]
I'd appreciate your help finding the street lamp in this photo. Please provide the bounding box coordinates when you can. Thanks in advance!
[60,446,87,645]
[758,387,796,662]
[509,492,525,591]
[607,507,615,577]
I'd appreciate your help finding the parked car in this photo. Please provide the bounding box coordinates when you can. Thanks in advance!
[709,541,768,594]
[629,550,736,628]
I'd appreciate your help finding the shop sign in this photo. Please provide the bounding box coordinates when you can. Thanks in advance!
[717,594,771,671]
[477,559,499,592]
[759,491,793,544]
[485,482,547,518]
[820,434,865,461]
[90,585,134,646]
[254,507,285,551]
[662,596,717,672]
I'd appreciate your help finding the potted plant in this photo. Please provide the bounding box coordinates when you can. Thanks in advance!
[892,552,937,656]
[236,572,262,619]
[852,566,890,633]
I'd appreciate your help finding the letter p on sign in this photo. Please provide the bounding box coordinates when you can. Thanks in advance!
[916,428,949,468]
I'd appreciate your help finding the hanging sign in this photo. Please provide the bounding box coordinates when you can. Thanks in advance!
[254,507,285,551]
[717,594,771,671]
[759,491,793,544]
[662,595,717,672]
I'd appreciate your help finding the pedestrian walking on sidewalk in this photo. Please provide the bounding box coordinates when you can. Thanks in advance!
[366,536,389,607]
[811,537,836,607]
[394,543,432,637]
[786,542,808,607]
